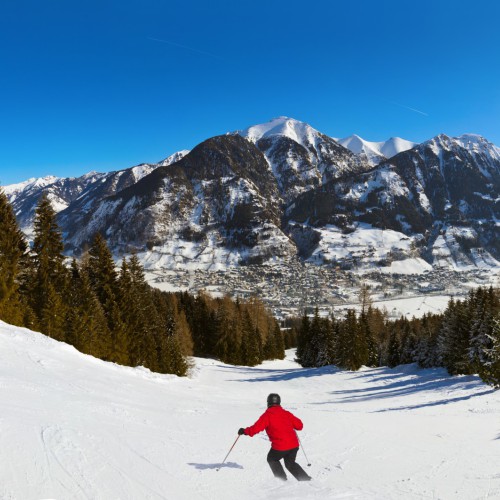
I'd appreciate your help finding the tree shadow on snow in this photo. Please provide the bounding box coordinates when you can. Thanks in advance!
[312,367,496,411]
[188,462,243,470]
[219,364,341,382]
[371,389,496,411]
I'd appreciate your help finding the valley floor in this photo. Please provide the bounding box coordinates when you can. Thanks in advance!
[1,321,499,499]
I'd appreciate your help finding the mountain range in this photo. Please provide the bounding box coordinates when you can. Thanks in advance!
[4,117,499,271]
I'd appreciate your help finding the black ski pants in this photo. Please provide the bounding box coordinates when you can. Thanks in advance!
[267,447,311,481]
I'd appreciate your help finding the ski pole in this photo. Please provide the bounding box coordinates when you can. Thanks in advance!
[216,434,241,471]
[295,431,311,466]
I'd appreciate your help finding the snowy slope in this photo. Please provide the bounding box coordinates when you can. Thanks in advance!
[338,135,417,165]
[240,116,321,147]
[1,320,500,500]
[238,117,368,202]
[2,175,61,199]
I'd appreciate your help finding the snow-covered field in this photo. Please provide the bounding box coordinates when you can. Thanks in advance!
[1,321,500,500]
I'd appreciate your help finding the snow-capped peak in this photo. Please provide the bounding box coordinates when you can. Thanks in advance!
[2,175,61,196]
[337,135,417,165]
[380,137,418,159]
[158,149,190,167]
[238,116,322,147]
[422,133,500,162]
[454,134,500,161]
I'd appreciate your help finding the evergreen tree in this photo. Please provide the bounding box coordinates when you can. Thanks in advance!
[213,296,240,364]
[306,308,322,367]
[295,314,312,366]
[438,298,472,375]
[367,306,388,366]
[387,329,401,368]
[314,315,335,367]
[360,310,377,367]
[171,297,194,357]
[86,235,122,326]
[342,309,369,371]
[481,315,500,387]
[66,260,111,358]
[165,334,189,376]
[359,282,373,314]
[264,321,286,360]
[118,258,142,365]
[469,287,499,375]
[30,193,69,339]
[399,318,417,365]
[240,309,262,367]
[40,282,67,341]
[414,314,441,368]
[188,291,216,357]
[0,190,27,325]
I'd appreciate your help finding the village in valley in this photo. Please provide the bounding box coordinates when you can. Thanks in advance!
[146,261,499,322]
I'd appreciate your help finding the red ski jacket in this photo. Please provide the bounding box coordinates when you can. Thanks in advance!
[244,405,303,451]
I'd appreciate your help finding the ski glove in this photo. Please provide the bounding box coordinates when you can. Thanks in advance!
[238,428,246,435]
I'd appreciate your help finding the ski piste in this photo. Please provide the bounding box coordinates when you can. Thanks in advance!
[1,321,499,499]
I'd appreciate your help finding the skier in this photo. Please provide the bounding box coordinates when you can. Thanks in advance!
[238,393,311,481]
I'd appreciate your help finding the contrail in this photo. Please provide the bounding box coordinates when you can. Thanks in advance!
[147,37,224,60]
[391,101,429,116]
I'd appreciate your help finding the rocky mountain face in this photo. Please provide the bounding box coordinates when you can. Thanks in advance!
[4,118,500,270]
[238,117,369,202]
[58,134,294,266]
[286,133,499,267]
[3,151,188,239]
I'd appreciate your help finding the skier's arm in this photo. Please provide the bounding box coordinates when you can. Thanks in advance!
[290,412,303,431]
[243,413,269,437]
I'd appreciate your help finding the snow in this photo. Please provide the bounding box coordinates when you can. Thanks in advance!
[239,117,319,147]
[2,175,60,198]
[158,150,190,167]
[1,320,500,499]
[455,134,500,163]
[306,223,425,272]
[338,135,417,165]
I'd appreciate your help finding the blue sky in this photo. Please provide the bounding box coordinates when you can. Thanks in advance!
[1,0,499,185]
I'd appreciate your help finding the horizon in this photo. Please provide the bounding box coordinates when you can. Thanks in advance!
[1,0,499,185]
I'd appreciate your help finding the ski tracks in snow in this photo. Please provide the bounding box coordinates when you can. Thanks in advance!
[1,325,500,499]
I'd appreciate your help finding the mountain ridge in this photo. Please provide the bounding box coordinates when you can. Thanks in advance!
[3,117,499,271]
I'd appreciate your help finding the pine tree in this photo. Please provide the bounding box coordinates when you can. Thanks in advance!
[414,314,441,368]
[213,296,239,364]
[438,298,472,375]
[264,321,285,360]
[360,310,377,367]
[65,260,111,358]
[0,189,27,325]
[359,283,373,315]
[40,282,67,341]
[342,309,369,371]
[387,329,401,368]
[481,315,500,387]
[187,292,215,357]
[86,235,123,330]
[240,309,262,367]
[306,308,322,367]
[367,306,388,366]
[30,193,68,339]
[155,310,188,376]
[399,318,417,365]
[171,297,194,357]
[468,287,500,376]
[295,314,312,366]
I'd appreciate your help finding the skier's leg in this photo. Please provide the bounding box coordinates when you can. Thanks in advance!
[283,447,311,481]
[267,448,287,480]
